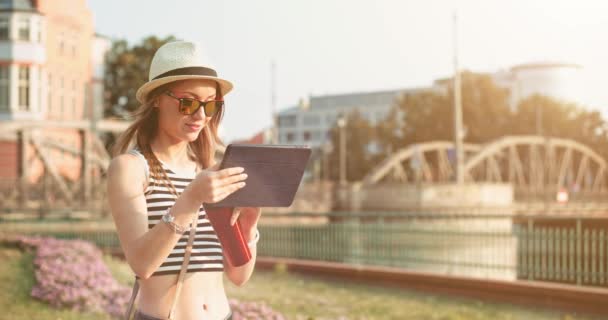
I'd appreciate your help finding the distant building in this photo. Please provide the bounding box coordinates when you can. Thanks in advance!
[277,89,419,150]
[231,127,273,145]
[502,62,584,110]
[435,61,585,111]
[0,0,110,181]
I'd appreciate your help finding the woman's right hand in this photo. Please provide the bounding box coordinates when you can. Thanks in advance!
[186,164,248,204]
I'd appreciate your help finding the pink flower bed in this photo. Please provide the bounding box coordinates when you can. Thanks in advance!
[18,236,131,317]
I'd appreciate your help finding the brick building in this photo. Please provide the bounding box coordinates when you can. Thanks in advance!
[0,0,110,182]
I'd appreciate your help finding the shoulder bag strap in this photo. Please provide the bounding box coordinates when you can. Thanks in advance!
[167,218,197,320]
[123,278,140,320]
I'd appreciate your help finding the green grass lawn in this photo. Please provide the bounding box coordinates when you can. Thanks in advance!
[224,266,602,320]
[0,244,604,320]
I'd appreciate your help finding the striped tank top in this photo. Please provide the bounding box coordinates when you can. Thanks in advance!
[128,149,224,276]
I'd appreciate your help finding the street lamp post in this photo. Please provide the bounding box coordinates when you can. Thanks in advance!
[453,11,464,184]
[322,142,332,181]
[337,116,347,185]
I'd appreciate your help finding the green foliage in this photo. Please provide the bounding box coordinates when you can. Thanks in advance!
[104,35,177,118]
[325,111,375,182]
[397,72,512,146]
[512,94,608,160]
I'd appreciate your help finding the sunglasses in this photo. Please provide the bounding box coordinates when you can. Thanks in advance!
[165,91,224,117]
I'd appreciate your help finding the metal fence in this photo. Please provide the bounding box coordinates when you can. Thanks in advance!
[2,212,607,287]
[259,213,518,281]
[258,213,608,287]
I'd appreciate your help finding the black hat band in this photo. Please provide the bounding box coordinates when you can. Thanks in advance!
[152,66,218,80]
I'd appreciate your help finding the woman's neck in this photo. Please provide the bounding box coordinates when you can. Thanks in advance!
[149,132,192,168]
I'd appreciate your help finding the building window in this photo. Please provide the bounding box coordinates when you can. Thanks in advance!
[0,18,9,40]
[47,73,52,113]
[286,132,295,142]
[302,115,320,126]
[38,69,42,112]
[303,131,311,141]
[18,18,30,41]
[312,131,321,141]
[72,96,77,119]
[59,32,65,55]
[37,20,42,43]
[0,66,9,111]
[279,115,297,127]
[18,66,29,110]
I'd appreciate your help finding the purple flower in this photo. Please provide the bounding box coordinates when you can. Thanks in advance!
[18,235,131,318]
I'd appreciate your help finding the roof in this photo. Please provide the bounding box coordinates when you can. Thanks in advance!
[277,105,299,116]
[0,0,37,11]
[309,88,415,111]
[231,130,267,144]
[510,62,582,72]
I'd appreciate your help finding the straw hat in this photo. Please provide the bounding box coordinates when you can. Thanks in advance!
[135,40,233,103]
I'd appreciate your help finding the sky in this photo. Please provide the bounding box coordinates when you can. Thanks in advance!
[87,0,608,142]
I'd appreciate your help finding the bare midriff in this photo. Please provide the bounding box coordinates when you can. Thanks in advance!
[138,271,230,320]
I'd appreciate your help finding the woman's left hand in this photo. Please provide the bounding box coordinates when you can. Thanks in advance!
[230,207,262,239]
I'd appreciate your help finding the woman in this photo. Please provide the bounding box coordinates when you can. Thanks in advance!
[107,40,261,320]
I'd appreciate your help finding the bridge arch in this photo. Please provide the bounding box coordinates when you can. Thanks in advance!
[363,135,608,193]
[463,136,607,192]
[362,141,481,185]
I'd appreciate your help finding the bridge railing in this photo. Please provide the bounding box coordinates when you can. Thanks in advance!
[2,212,607,287]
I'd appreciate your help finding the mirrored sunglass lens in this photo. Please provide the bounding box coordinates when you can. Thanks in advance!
[204,101,219,116]
[180,99,199,114]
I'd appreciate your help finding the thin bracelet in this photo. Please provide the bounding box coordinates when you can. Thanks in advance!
[161,209,192,235]
[247,229,260,248]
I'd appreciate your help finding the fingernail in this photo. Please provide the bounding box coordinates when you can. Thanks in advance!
[241,182,246,187]
[243,174,248,179]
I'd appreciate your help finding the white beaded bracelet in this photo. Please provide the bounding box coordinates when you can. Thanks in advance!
[247,229,260,248]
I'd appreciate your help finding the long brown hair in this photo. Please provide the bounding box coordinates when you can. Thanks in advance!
[112,80,225,197]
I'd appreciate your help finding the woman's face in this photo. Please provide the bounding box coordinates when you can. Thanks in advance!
[155,79,218,143]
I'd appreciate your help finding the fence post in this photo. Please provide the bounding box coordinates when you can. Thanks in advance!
[600,230,605,285]
[591,229,597,285]
[584,228,590,284]
[576,219,582,285]
[527,219,534,281]
[17,129,29,209]
[80,129,91,208]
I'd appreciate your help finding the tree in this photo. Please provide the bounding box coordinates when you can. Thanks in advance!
[325,111,375,182]
[104,35,177,118]
[512,94,608,160]
[393,71,512,148]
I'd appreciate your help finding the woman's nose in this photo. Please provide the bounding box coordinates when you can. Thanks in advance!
[191,105,206,120]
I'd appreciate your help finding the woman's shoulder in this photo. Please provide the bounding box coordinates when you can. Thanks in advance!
[108,152,149,183]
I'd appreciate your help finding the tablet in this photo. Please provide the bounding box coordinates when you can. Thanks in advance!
[204,144,312,208]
